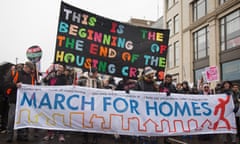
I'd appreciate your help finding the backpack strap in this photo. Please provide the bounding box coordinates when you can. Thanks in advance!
[31,74,35,85]
[12,70,18,83]
[5,70,19,95]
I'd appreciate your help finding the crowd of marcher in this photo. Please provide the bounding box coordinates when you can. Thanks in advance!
[0,61,239,144]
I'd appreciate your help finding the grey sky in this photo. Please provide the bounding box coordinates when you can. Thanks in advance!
[0,0,163,71]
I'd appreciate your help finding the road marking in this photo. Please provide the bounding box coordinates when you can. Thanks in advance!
[168,138,188,144]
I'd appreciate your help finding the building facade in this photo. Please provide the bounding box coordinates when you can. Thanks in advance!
[164,0,240,86]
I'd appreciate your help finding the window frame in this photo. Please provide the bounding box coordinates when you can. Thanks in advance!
[174,14,179,34]
[220,9,240,51]
[221,59,240,81]
[193,26,209,60]
[167,19,173,37]
[194,67,206,86]
[167,0,175,10]
[167,44,174,68]
[193,0,207,21]
[219,0,228,5]
[174,41,179,67]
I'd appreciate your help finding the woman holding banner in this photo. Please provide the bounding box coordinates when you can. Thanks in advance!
[42,64,67,142]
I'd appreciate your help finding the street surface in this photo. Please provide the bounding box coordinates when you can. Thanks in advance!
[0,129,231,144]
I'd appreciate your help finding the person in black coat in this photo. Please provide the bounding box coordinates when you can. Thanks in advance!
[116,77,136,92]
[159,74,176,95]
[0,62,14,133]
[134,66,158,92]
[159,74,176,144]
[134,66,158,143]
[4,61,35,142]
[221,81,237,144]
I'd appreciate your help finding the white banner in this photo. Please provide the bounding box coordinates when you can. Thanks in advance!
[15,85,237,136]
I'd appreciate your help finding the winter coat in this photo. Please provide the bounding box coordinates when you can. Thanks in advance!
[159,82,176,93]
[4,69,34,103]
[134,77,158,92]
[116,79,136,91]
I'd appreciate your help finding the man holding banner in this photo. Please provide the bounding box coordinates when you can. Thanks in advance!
[5,61,35,142]
[134,66,159,143]
[159,74,176,144]
[221,81,238,144]
[77,67,103,144]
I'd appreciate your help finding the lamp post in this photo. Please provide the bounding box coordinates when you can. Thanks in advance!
[15,57,18,64]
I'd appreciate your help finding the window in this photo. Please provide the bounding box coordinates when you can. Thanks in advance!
[167,44,174,68]
[174,41,180,66]
[174,14,179,34]
[193,27,209,60]
[220,10,240,51]
[194,67,206,85]
[167,41,179,68]
[167,15,178,36]
[193,0,207,21]
[222,59,240,81]
[167,0,174,9]
[167,19,173,37]
[219,0,228,5]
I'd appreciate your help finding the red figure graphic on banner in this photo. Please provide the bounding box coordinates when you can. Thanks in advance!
[213,95,231,130]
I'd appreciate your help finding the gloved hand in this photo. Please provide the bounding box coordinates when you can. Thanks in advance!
[226,91,231,95]
[167,91,171,96]
[233,106,239,113]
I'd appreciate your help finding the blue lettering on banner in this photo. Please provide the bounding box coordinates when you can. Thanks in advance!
[67,94,80,110]
[55,93,65,109]
[20,92,95,111]
[103,97,111,111]
[160,102,173,117]
[20,92,211,117]
[146,101,158,116]
[192,102,201,116]
[145,100,211,117]
[20,92,37,108]
[129,99,139,114]
[201,102,212,116]
[39,93,52,109]
[175,102,191,116]
[113,97,129,113]
[103,97,140,115]
[81,96,95,111]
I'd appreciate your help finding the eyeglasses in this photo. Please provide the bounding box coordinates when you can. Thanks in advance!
[146,75,154,79]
